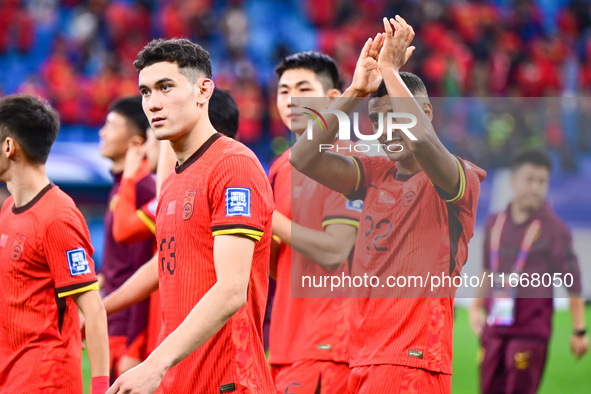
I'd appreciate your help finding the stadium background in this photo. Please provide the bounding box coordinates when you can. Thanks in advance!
[0,0,590,392]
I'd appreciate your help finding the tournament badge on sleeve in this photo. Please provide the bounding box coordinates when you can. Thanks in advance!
[226,187,251,217]
[487,273,516,327]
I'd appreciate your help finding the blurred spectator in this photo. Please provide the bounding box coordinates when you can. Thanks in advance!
[0,0,34,53]
[1,0,591,169]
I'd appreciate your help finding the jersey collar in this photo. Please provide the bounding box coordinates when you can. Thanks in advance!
[175,133,222,174]
[12,182,55,214]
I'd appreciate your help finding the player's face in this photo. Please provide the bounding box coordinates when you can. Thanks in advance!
[138,62,199,142]
[98,111,134,161]
[369,97,413,163]
[277,68,332,135]
[511,163,550,212]
[144,128,160,173]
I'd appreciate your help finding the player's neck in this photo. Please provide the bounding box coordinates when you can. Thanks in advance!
[396,157,422,176]
[110,158,125,175]
[510,201,531,225]
[172,121,217,165]
[6,164,50,208]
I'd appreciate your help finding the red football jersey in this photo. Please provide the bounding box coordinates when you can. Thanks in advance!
[269,142,362,365]
[346,155,486,374]
[155,133,275,393]
[0,183,98,393]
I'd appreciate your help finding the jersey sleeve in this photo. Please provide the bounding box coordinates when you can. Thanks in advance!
[112,177,156,244]
[210,155,275,242]
[43,214,98,298]
[550,222,582,295]
[345,155,388,201]
[432,156,486,211]
[321,186,362,229]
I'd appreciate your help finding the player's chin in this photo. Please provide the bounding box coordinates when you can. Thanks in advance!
[385,148,410,162]
[290,119,307,136]
[99,146,112,159]
[526,197,544,211]
[152,127,173,141]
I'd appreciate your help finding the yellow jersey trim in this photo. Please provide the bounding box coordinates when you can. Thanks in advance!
[212,228,264,242]
[446,156,467,203]
[322,218,360,229]
[58,282,99,298]
[350,156,362,191]
[136,210,156,234]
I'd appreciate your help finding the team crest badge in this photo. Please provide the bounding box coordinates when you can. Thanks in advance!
[183,190,196,220]
[10,234,27,261]
[402,191,417,207]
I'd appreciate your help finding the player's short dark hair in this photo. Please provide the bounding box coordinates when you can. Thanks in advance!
[511,149,552,172]
[109,96,149,139]
[209,89,239,139]
[134,38,212,82]
[275,51,341,91]
[0,94,60,164]
[370,72,429,99]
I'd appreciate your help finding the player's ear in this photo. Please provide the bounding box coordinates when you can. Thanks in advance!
[3,137,17,159]
[327,88,340,98]
[128,134,145,148]
[196,78,215,106]
[422,102,433,121]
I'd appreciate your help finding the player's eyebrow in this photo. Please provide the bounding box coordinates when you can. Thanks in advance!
[139,78,175,91]
[279,80,313,89]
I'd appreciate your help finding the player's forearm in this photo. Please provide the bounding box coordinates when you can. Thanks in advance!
[272,210,292,247]
[112,178,147,244]
[274,211,350,270]
[145,281,246,374]
[379,66,437,150]
[103,254,159,315]
[569,296,586,331]
[291,222,354,271]
[76,291,109,377]
[472,270,490,305]
[290,94,356,170]
[470,297,484,312]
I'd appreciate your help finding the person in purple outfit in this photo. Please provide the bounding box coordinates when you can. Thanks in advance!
[470,149,588,394]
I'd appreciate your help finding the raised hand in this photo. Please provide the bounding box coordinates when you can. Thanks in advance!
[349,33,385,97]
[378,15,415,72]
[122,144,148,180]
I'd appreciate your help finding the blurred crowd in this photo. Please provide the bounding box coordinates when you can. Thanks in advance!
[1,0,590,168]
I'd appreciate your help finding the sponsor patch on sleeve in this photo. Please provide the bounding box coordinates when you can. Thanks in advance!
[225,187,251,217]
[346,199,364,212]
[67,248,90,276]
